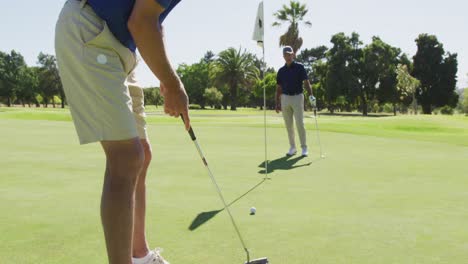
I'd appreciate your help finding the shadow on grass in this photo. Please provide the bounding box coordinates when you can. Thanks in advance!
[189,155,320,230]
[188,210,222,231]
[317,112,392,118]
[258,155,312,174]
[188,178,267,231]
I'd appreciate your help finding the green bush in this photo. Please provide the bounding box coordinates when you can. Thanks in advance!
[203,87,223,109]
[371,103,380,113]
[439,105,454,115]
[189,104,202,110]
[53,96,62,105]
[143,88,163,107]
[383,103,394,113]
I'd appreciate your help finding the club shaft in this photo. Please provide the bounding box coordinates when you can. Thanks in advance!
[313,109,323,157]
[190,135,251,262]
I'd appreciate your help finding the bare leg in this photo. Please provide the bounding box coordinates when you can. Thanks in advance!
[132,139,153,258]
[100,138,145,264]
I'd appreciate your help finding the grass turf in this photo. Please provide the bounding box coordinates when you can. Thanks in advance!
[1,108,468,263]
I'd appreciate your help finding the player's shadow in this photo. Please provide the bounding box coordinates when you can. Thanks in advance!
[258,155,311,174]
[188,179,267,231]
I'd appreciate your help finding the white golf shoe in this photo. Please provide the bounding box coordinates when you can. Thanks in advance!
[150,249,169,264]
[134,248,170,264]
[286,147,297,156]
[301,147,309,157]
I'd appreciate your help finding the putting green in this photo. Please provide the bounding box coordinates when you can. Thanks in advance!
[1,109,467,263]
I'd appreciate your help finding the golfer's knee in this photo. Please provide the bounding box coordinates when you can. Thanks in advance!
[103,139,146,179]
[123,146,145,177]
[107,153,144,195]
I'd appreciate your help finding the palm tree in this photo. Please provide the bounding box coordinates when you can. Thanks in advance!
[213,48,259,110]
[272,1,312,53]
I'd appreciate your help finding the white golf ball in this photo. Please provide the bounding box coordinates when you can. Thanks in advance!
[250,207,256,214]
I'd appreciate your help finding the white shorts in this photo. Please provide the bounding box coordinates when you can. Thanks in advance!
[55,0,147,144]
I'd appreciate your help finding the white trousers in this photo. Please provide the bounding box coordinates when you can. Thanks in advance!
[281,94,307,149]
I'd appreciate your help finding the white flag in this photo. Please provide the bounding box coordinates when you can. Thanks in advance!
[252,1,264,48]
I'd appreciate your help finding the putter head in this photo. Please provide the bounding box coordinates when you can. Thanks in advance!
[245,257,269,264]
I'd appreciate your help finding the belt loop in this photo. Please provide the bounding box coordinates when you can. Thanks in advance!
[80,0,88,9]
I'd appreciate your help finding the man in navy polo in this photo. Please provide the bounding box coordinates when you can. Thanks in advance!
[276,46,315,157]
[55,0,189,263]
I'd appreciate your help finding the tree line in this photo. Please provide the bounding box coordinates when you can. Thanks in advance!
[0,51,63,108]
[148,32,461,115]
[0,1,464,115]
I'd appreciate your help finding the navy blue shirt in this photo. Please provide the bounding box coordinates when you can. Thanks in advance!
[87,0,181,51]
[276,61,308,95]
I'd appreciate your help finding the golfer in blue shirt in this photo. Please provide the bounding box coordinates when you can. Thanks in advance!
[55,0,189,263]
[276,46,315,157]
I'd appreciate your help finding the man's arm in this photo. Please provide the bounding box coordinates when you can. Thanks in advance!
[303,79,313,97]
[128,0,190,129]
[275,84,282,113]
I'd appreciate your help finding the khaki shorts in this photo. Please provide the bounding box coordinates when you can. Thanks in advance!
[55,0,147,144]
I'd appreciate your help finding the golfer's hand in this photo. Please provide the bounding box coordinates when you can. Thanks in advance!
[275,102,281,113]
[309,95,316,108]
[160,81,191,130]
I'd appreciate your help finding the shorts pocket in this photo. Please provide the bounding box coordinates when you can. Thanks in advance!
[83,45,125,74]
[79,4,107,45]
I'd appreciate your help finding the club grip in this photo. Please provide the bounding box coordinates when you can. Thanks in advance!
[180,115,196,141]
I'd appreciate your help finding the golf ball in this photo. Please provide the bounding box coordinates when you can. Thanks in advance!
[250,207,256,214]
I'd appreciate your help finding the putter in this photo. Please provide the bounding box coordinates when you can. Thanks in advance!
[181,115,269,264]
[313,108,325,158]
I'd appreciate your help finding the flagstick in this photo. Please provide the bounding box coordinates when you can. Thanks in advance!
[253,1,269,179]
[262,43,270,180]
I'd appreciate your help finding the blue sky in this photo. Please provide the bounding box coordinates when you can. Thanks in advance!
[1,0,467,88]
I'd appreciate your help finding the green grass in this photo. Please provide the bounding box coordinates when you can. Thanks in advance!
[1,107,468,263]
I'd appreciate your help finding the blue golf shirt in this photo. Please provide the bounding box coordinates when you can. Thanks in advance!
[276,61,308,95]
[87,0,181,51]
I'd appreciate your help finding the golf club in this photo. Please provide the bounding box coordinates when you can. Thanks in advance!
[180,115,269,264]
[313,108,325,158]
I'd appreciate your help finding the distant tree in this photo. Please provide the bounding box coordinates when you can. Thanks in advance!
[296,46,329,112]
[213,47,259,110]
[412,34,459,114]
[252,55,266,79]
[0,51,5,105]
[177,62,209,108]
[252,72,277,109]
[399,53,412,68]
[0,50,26,106]
[218,84,230,110]
[37,53,63,108]
[362,37,401,115]
[16,66,40,107]
[202,50,215,64]
[438,52,459,106]
[203,87,223,109]
[463,89,468,115]
[272,1,312,53]
[176,51,215,109]
[325,32,362,113]
[143,87,163,108]
[396,64,420,114]
[296,46,328,79]
[311,60,328,110]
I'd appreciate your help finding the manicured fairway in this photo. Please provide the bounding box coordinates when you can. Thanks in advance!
[1,108,468,263]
